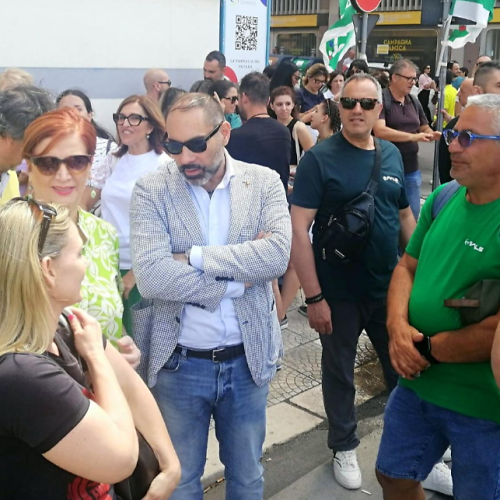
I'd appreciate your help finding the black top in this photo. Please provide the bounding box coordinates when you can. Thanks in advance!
[438,115,458,184]
[286,119,304,166]
[379,88,428,174]
[292,132,409,300]
[295,87,325,113]
[0,330,116,500]
[226,116,291,192]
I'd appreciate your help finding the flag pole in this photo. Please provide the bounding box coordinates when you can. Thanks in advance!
[432,0,453,191]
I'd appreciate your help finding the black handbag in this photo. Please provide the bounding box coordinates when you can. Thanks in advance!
[315,138,382,265]
[114,431,160,500]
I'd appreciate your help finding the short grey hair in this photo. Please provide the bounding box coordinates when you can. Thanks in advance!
[340,73,383,103]
[0,86,54,141]
[389,58,418,79]
[466,94,500,134]
[168,92,224,127]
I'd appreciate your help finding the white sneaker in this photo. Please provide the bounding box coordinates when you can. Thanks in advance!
[333,450,362,490]
[422,461,453,496]
[442,446,452,462]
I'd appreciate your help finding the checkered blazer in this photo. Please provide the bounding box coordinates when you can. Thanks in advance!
[130,153,292,388]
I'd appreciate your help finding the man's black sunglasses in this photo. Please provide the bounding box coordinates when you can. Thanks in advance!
[11,197,58,256]
[162,122,223,155]
[158,80,172,87]
[339,97,379,110]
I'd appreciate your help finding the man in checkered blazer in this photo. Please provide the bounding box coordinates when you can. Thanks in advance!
[130,93,291,500]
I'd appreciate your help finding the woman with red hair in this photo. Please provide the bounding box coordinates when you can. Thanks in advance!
[24,107,138,366]
[16,106,180,498]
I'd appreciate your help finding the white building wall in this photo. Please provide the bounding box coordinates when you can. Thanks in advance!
[1,0,220,130]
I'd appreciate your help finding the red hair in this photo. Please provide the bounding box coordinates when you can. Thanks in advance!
[22,107,97,159]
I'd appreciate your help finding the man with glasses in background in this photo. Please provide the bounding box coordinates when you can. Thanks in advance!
[130,93,291,500]
[373,59,441,219]
[376,94,500,500]
[291,73,421,491]
[143,68,172,103]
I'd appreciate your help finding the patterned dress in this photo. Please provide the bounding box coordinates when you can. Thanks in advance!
[76,209,124,344]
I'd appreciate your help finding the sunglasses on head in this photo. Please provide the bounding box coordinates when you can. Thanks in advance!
[11,197,58,256]
[223,96,238,104]
[30,155,92,176]
[113,113,150,127]
[162,122,223,155]
[443,129,500,148]
[339,97,378,110]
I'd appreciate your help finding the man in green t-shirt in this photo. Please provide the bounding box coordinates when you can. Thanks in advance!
[377,94,500,500]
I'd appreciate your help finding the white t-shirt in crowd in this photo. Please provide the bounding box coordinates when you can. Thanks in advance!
[101,150,169,269]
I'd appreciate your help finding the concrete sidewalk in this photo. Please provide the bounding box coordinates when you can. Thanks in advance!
[268,421,444,500]
[201,295,387,490]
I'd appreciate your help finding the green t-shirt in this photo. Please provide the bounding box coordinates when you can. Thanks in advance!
[401,184,500,423]
[292,132,409,300]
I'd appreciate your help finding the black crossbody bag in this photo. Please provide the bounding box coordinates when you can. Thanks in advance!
[314,138,381,265]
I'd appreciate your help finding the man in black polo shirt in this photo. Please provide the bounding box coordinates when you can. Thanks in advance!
[291,73,417,491]
[226,72,291,192]
[373,59,440,219]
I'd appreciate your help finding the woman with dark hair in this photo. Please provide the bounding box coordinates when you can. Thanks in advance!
[209,80,242,129]
[417,64,436,125]
[57,89,114,141]
[310,99,341,142]
[57,89,116,209]
[296,63,328,119]
[269,60,300,92]
[101,95,168,335]
[270,86,314,169]
[160,87,187,121]
[346,59,369,78]
[324,71,344,101]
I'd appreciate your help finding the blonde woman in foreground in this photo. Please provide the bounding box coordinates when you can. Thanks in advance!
[0,200,180,499]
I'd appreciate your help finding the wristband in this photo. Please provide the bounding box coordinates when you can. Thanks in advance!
[305,293,324,305]
[414,336,440,364]
[185,248,192,266]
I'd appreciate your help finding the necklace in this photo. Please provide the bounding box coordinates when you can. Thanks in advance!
[248,112,269,120]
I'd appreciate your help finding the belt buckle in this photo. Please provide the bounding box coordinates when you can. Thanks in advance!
[212,348,225,363]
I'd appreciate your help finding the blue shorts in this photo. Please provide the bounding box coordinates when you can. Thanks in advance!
[376,385,500,500]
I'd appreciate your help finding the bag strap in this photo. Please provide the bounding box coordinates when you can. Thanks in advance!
[365,138,382,197]
[432,180,460,219]
[291,121,301,165]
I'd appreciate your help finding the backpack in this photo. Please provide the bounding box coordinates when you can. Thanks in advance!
[382,87,420,120]
[431,180,461,220]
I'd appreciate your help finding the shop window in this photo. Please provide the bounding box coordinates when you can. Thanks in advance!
[486,29,500,61]
[276,33,317,56]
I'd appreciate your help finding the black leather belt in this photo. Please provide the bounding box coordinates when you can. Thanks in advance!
[174,344,245,363]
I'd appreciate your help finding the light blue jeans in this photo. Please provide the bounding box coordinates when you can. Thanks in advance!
[404,170,422,220]
[152,349,269,500]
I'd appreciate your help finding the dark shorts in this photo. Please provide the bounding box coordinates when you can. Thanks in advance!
[376,385,500,500]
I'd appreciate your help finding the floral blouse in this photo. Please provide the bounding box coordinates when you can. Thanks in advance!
[76,210,124,344]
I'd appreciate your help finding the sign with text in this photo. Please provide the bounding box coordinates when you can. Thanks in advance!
[220,0,270,82]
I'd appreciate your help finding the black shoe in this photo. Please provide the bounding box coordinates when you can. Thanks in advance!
[298,305,308,317]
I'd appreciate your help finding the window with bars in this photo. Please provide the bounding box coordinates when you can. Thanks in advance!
[375,0,422,10]
[272,0,320,16]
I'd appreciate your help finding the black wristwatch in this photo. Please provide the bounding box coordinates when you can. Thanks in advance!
[414,336,440,364]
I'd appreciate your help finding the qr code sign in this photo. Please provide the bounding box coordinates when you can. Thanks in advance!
[235,15,258,51]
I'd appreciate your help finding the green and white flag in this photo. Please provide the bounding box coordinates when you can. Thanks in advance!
[448,0,495,48]
[319,0,356,70]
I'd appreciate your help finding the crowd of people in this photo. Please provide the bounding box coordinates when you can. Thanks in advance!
[0,48,500,500]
